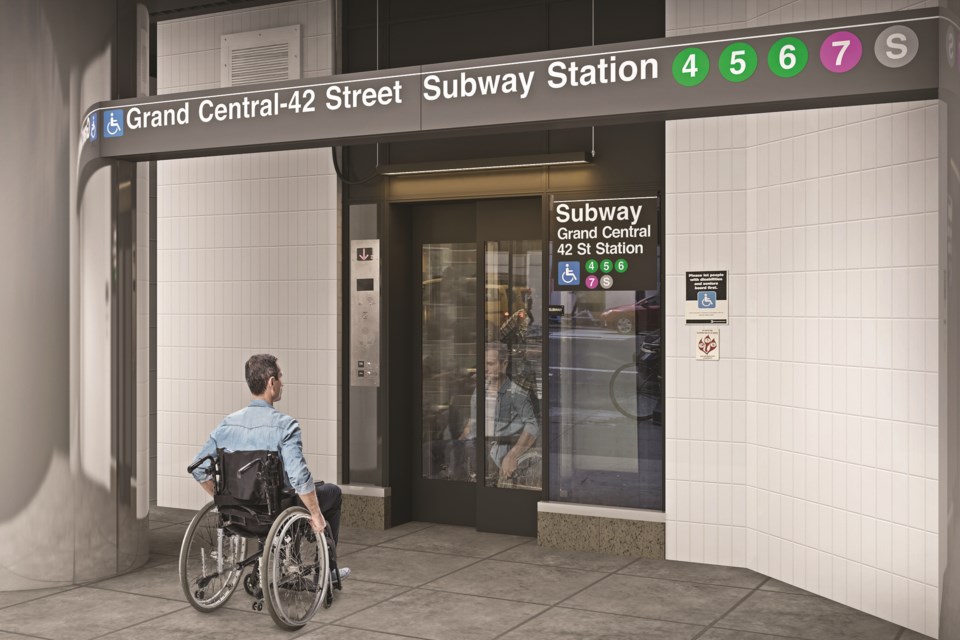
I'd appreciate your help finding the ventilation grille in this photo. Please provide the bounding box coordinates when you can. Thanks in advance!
[221,25,300,87]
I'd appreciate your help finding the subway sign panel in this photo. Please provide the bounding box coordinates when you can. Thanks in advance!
[80,9,941,162]
[551,196,659,292]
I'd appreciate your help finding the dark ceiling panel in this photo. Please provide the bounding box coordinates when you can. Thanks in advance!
[388,4,549,67]
[145,0,294,22]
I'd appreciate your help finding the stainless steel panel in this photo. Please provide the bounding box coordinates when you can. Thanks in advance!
[351,239,381,388]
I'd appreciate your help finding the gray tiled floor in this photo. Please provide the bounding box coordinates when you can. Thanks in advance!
[0,513,939,640]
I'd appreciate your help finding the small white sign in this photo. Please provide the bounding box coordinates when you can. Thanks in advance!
[695,329,720,361]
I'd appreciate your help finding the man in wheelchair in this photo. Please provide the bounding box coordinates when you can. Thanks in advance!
[180,354,349,630]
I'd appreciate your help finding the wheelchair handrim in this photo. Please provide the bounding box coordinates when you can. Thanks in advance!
[266,510,329,626]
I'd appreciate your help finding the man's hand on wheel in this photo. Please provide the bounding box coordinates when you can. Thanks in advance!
[299,489,326,534]
[500,452,519,480]
[310,512,327,534]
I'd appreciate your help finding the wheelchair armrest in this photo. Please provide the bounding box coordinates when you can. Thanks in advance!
[187,454,216,475]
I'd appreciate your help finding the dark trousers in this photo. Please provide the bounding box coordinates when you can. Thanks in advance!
[315,482,342,545]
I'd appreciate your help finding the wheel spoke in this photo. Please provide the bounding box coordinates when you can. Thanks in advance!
[265,509,328,628]
[180,503,246,610]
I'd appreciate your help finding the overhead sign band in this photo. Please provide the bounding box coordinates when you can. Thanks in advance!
[80,10,941,162]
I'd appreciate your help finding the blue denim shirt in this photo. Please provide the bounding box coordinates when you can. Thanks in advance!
[189,399,314,495]
[469,378,539,466]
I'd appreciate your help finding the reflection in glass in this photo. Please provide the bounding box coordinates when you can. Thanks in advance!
[548,272,663,509]
[481,241,542,490]
[421,243,477,482]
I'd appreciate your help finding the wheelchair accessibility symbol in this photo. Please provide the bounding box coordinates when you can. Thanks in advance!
[697,291,717,308]
[103,109,125,138]
[88,113,97,141]
[558,261,580,286]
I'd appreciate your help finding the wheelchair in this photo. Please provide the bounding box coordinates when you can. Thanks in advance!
[180,449,342,631]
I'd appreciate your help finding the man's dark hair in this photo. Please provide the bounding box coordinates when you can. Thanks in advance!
[245,354,280,396]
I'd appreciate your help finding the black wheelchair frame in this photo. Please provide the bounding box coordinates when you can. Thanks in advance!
[181,449,342,630]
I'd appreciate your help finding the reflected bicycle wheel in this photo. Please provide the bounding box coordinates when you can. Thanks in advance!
[609,362,660,421]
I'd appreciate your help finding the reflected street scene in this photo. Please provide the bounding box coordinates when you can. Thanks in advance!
[420,239,543,491]
[482,240,542,490]
[548,286,664,510]
[421,243,478,483]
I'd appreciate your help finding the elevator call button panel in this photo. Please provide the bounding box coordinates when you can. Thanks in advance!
[351,240,380,387]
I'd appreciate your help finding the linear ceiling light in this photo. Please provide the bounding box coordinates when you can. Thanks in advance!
[378,151,592,176]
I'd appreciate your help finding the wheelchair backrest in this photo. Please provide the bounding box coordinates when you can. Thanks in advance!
[215,449,285,517]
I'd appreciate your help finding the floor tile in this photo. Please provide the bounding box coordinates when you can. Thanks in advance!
[716,590,901,640]
[0,586,75,610]
[150,524,187,557]
[142,553,181,570]
[336,546,477,587]
[311,579,409,623]
[90,558,185,602]
[0,632,42,639]
[561,574,750,626]
[338,522,434,546]
[619,558,766,589]
[900,629,937,640]
[303,627,414,640]
[498,606,703,640]
[424,559,606,605]
[757,578,813,596]
[149,506,197,525]
[491,540,635,573]
[336,543,369,558]
[336,588,545,640]
[0,587,185,640]
[379,525,531,558]
[699,628,806,640]
[97,605,320,639]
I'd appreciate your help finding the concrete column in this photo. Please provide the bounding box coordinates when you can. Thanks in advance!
[0,0,148,589]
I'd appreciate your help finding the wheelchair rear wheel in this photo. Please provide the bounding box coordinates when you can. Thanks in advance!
[179,501,247,611]
[261,506,329,631]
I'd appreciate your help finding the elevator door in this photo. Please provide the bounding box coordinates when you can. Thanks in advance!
[412,198,543,536]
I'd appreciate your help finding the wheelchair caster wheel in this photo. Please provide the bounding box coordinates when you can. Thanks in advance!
[195,590,204,599]
[252,601,263,612]
[243,574,257,597]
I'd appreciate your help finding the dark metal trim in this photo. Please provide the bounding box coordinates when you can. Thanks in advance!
[379,152,591,176]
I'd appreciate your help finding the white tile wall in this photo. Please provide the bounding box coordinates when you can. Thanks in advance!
[666,1,940,637]
[156,0,338,511]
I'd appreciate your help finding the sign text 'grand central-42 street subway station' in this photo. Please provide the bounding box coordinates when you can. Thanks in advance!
[551,197,659,292]
[80,9,941,162]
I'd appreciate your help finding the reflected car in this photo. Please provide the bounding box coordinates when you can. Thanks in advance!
[600,294,660,334]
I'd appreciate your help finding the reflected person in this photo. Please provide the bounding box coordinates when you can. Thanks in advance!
[462,345,539,483]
